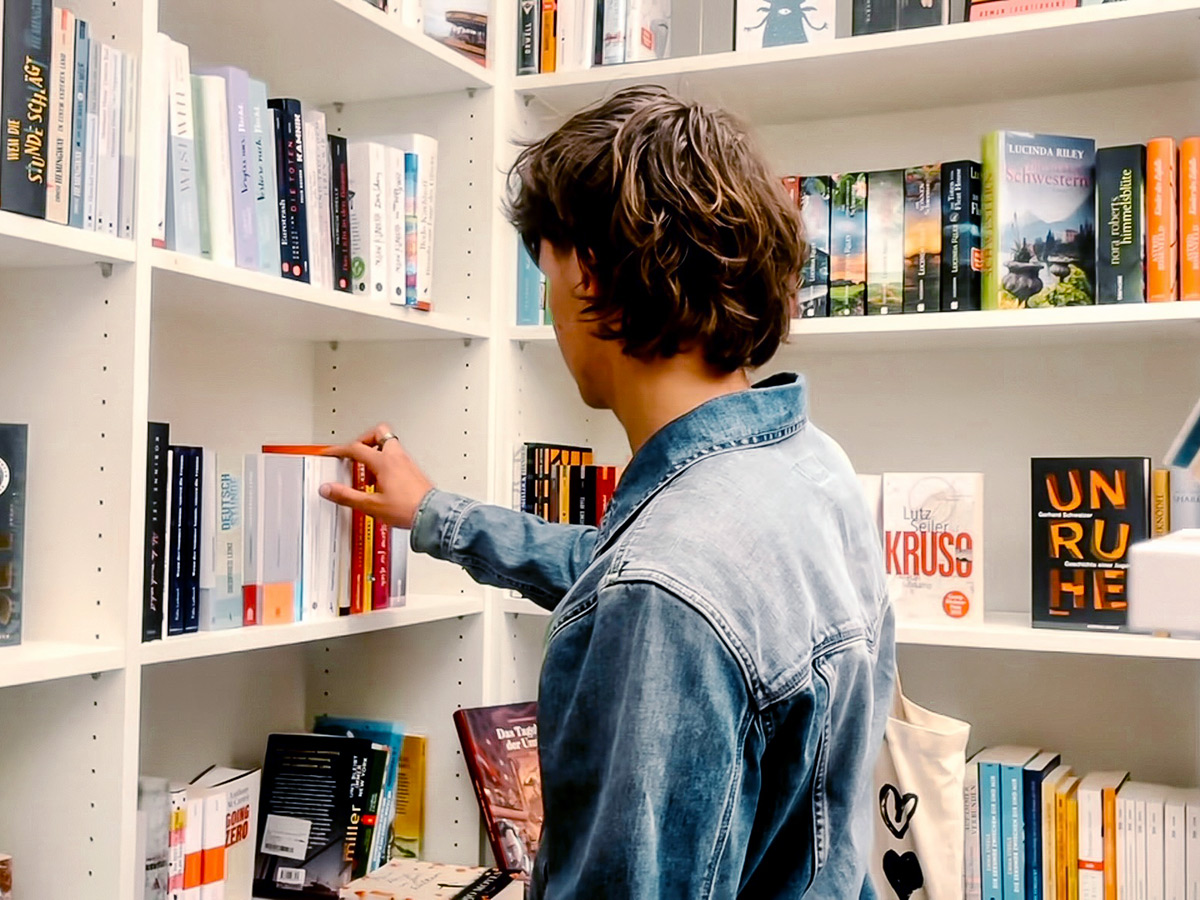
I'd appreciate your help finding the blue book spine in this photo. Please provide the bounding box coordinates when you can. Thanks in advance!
[1023,771,1042,900]
[83,36,99,230]
[517,240,542,325]
[68,19,89,228]
[183,447,202,635]
[199,66,257,270]
[404,151,418,306]
[269,98,309,282]
[1001,764,1025,900]
[167,446,186,636]
[981,762,1004,900]
[248,78,281,276]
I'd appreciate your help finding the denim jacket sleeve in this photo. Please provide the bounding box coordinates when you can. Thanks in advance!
[409,489,599,611]
[534,582,755,900]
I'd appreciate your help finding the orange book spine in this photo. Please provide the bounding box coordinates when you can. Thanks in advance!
[540,0,557,72]
[1103,786,1119,900]
[260,444,333,454]
[1154,468,1171,536]
[1056,791,1068,900]
[1148,137,1179,301]
[1181,137,1200,300]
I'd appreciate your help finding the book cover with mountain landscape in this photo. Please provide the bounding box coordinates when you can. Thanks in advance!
[798,176,831,318]
[830,173,867,316]
[982,131,1097,309]
[904,164,942,313]
[867,170,904,315]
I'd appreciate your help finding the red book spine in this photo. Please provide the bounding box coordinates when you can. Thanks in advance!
[372,520,390,610]
[350,462,367,615]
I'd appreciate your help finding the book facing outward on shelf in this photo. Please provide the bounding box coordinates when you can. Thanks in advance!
[454,702,543,879]
[735,0,835,50]
[0,425,28,648]
[338,860,515,899]
[1030,458,1150,632]
[0,854,11,900]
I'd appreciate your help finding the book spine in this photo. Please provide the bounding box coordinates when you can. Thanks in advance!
[68,18,88,228]
[1150,798,1166,900]
[168,447,186,637]
[981,131,1003,309]
[1096,145,1148,304]
[982,762,1004,900]
[149,34,171,247]
[270,99,309,281]
[1002,764,1025,900]
[866,169,904,316]
[1166,799,1186,900]
[1,0,53,217]
[0,426,27,647]
[831,172,867,316]
[247,79,280,275]
[1182,138,1200,301]
[941,159,983,310]
[348,140,386,300]
[95,44,117,235]
[541,0,557,72]
[1026,772,1042,900]
[46,6,74,224]
[372,521,390,610]
[1154,468,1171,536]
[168,788,186,899]
[198,75,235,265]
[1056,790,1069,900]
[412,136,436,309]
[83,36,99,229]
[350,461,366,614]
[143,423,170,642]
[1148,137,1179,302]
[242,454,261,625]
[1079,788,1103,900]
[966,765,983,900]
[1118,795,1131,900]
[164,39,200,255]
[900,0,943,28]
[517,240,543,324]
[223,69,258,270]
[308,109,333,290]
[185,448,201,634]
[601,0,626,63]
[518,0,540,73]
[198,792,227,899]
[904,164,941,313]
[386,145,407,306]
[799,175,831,317]
[118,51,136,240]
[329,135,352,292]
[853,0,898,33]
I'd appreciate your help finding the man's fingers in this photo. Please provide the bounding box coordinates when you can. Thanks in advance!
[318,481,380,515]
[322,441,381,472]
[356,423,396,448]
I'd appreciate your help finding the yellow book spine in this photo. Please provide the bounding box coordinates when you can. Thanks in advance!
[392,734,427,859]
[1154,468,1172,536]
[1067,792,1080,900]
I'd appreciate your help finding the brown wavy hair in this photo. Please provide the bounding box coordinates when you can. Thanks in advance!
[505,86,803,372]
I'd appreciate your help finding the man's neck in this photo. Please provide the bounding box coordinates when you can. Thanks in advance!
[610,355,751,454]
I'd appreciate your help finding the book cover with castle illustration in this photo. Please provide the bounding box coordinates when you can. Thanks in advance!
[982,131,1097,309]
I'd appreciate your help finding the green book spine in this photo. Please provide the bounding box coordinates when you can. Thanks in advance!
[981,131,1003,309]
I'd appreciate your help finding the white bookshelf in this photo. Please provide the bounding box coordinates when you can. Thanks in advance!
[1,0,1199,896]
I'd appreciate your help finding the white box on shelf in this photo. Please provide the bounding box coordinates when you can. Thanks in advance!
[1128,531,1200,637]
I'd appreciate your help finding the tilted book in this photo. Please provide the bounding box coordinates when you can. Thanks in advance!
[453,703,543,878]
[1030,457,1149,632]
[190,766,261,900]
[0,424,28,646]
[164,37,200,255]
[883,473,984,623]
[866,169,903,316]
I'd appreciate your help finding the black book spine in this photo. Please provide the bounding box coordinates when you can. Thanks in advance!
[269,99,309,282]
[593,0,605,65]
[518,0,540,75]
[899,0,943,28]
[329,134,352,293]
[1096,145,1147,304]
[584,466,597,527]
[167,446,186,636]
[0,424,28,648]
[142,422,170,642]
[1,0,52,217]
[852,0,898,34]
[940,160,982,311]
[184,447,201,634]
[571,466,583,525]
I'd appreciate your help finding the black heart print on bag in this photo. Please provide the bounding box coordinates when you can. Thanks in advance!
[879,783,919,840]
[882,849,924,900]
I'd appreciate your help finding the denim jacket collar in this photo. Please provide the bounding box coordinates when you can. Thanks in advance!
[596,372,809,552]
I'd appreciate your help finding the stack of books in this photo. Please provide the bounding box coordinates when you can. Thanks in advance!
[1,2,138,235]
[140,427,409,642]
[152,35,438,309]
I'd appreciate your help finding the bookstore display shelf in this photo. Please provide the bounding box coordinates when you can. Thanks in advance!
[151,251,491,341]
[138,594,486,665]
[503,596,551,616]
[0,212,134,269]
[899,611,1200,660]
[160,0,493,107]
[0,641,125,690]
[515,305,1200,352]
[515,0,1200,126]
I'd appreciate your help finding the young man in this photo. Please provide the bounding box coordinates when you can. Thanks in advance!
[321,87,894,898]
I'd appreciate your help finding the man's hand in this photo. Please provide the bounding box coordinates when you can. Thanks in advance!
[320,423,434,530]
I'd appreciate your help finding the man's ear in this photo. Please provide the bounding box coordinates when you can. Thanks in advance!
[574,248,601,300]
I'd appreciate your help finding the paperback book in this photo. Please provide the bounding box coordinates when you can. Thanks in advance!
[735,0,835,50]
[941,159,982,311]
[903,164,942,313]
[1030,457,1150,632]
[424,0,487,65]
[866,169,904,316]
[798,175,831,318]
[830,173,867,316]
[1095,144,1146,304]
[982,131,1097,309]
[0,425,27,647]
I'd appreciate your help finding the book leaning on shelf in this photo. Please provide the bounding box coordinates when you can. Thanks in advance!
[0,2,138,234]
[141,427,410,642]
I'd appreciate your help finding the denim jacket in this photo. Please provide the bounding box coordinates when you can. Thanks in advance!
[412,373,895,899]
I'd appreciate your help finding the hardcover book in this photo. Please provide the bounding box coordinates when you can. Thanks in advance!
[866,169,903,316]
[253,733,377,899]
[852,0,897,34]
[143,422,170,642]
[518,0,539,74]
[190,766,261,900]
[982,131,1097,309]
[1,0,53,217]
[453,703,543,878]
[269,98,309,282]
[830,172,867,316]
[1030,457,1150,631]
[941,159,982,311]
[0,425,28,647]
[424,0,487,65]
[329,135,352,293]
[903,164,942,313]
[1095,145,1146,304]
[1147,137,1179,302]
[798,175,831,318]
[882,473,984,623]
[736,0,835,49]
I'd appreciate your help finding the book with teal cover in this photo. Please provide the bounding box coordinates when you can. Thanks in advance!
[517,239,542,325]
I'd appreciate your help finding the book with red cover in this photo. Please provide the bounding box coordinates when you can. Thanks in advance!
[453,703,542,879]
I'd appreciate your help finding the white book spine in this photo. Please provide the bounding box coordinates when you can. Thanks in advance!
[319,457,344,619]
[1139,796,1149,900]
[557,0,573,69]
[46,7,75,224]
[150,33,172,246]
[580,0,597,67]
[1150,796,1166,900]
[83,38,100,230]
[1166,792,1187,900]
[312,110,333,290]
[300,111,326,289]
[964,757,982,900]
[347,140,387,301]
[198,75,235,266]
[119,51,137,240]
[1079,787,1104,900]
[385,146,407,307]
[601,0,627,63]
[168,785,186,900]
[625,0,669,60]
[1121,795,1134,900]
[197,791,227,900]
[1185,797,1200,900]
[96,45,120,235]
[164,39,200,255]
[300,457,332,621]
[181,793,204,900]
[242,454,264,626]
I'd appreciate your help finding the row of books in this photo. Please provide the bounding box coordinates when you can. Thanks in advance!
[965,747,1199,900]
[1,2,137,232]
[151,35,438,307]
[513,442,621,526]
[140,426,408,642]
[854,0,1125,35]
[0,425,25,649]
[789,130,1200,319]
[517,0,670,74]
[138,721,428,900]
[863,461,1200,632]
[364,0,489,66]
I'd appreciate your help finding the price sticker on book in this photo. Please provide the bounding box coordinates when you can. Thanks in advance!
[261,814,311,860]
